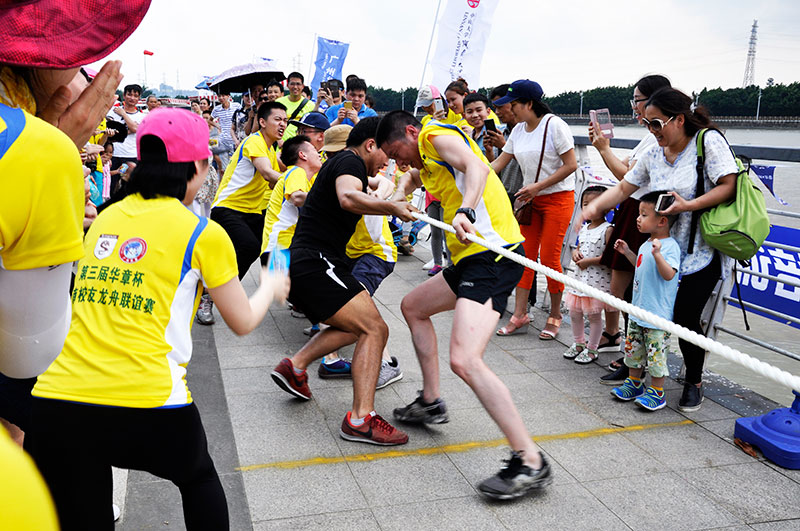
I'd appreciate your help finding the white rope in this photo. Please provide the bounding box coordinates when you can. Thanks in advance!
[414,212,800,394]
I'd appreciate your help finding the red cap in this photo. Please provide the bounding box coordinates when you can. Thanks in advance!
[0,0,152,69]
[137,109,211,163]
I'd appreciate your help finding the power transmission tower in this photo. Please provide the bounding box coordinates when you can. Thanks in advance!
[742,20,758,87]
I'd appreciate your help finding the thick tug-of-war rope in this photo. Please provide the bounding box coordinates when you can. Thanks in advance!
[413,212,800,394]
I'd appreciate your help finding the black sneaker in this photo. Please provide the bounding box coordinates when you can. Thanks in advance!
[393,391,448,424]
[600,363,629,386]
[678,382,704,412]
[478,451,552,500]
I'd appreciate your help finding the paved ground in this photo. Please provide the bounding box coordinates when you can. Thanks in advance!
[120,249,800,531]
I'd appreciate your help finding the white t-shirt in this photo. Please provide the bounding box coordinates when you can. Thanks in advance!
[624,129,739,275]
[628,133,657,200]
[503,114,575,196]
[106,109,145,159]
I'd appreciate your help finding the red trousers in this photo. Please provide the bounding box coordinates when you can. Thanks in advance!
[518,190,574,294]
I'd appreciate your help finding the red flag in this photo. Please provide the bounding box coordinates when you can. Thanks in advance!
[143,50,154,56]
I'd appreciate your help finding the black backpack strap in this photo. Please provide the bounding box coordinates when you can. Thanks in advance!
[289,98,309,121]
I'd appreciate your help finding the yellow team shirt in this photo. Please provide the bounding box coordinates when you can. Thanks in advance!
[421,109,501,130]
[277,95,315,141]
[33,194,238,408]
[0,104,85,270]
[212,131,279,213]
[418,121,523,264]
[0,427,59,530]
[261,166,315,254]
[346,215,397,263]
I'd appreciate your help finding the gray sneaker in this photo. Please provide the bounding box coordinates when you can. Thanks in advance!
[196,294,215,325]
[393,391,448,424]
[376,357,403,389]
[478,451,552,500]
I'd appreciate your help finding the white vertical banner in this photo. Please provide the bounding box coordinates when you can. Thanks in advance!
[429,0,500,91]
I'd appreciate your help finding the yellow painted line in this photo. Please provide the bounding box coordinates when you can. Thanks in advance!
[236,419,694,472]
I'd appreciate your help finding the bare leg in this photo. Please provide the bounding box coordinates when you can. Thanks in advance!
[291,328,357,370]
[450,297,541,468]
[400,274,457,403]
[604,270,632,336]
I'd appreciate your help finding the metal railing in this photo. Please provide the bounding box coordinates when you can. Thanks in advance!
[564,136,800,364]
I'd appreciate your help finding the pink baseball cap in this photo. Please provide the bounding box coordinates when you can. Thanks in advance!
[136,108,211,162]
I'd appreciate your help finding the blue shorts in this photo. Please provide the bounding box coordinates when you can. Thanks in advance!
[349,254,395,297]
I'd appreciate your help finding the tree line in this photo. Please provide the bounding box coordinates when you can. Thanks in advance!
[366,83,800,117]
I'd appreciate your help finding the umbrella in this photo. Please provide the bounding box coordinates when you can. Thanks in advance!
[208,60,285,94]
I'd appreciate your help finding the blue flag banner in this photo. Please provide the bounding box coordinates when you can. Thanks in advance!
[751,164,788,206]
[310,37,349,95]
[731,225,800,329]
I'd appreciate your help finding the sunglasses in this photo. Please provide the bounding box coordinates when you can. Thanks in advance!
[642,116,674,132]
[259,97,269,102]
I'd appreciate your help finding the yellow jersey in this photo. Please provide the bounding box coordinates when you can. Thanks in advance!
[0,104,85,270]
[422,109,500,130]
[33,194,238,408]
[276,96,316,141]
[262,166,315,254]
[0,427,59,530]
[212,131,279,214]
[346,215,397,263]
[418,121,523,264]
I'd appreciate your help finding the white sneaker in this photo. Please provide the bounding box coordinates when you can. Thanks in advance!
[376,357,403,389]
[196,294,215,325]
[422,259,435,270]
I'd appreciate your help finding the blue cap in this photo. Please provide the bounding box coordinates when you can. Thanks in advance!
[492,79,544,106]
[289,111,330,131]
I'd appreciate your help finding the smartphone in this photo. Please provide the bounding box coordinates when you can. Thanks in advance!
[319,81,328,92]
[328,82,340,99]
[589,108,614,139]
[384,158,396,179]
[655,193,675,212]
[484,119,497,134]
[343,101,353,110]
[433,98,444,114]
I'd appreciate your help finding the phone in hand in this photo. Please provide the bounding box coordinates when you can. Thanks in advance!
[589,108,614,139]
[343,101,353,110]
[433,98,444,114]
[319,81,328,93]
[267,247,290,275]
[655,193,675,212]
[484,119,497,134]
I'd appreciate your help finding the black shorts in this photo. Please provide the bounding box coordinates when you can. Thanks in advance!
[349,254,395,296]
[0,373,36,432]
[289,248,365,324]
[442,245,525,314]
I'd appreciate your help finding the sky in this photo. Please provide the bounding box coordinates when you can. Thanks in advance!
[89,0,800,97]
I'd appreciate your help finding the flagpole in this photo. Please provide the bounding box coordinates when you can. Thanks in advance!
[307,33,317,84]
[416,0,443,114]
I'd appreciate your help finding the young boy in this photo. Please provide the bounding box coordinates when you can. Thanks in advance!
[462,92,498,160]
[611,191,681,411]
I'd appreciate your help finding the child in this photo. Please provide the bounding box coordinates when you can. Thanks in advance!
[564,186,614,364]
[611,191,680,411]
[100,143,114,201]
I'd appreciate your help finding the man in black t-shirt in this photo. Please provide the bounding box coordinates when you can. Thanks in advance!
[270,117,416,446]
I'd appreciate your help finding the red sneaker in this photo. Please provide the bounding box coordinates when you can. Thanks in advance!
[271,358,311,400]
[339,411,409,446]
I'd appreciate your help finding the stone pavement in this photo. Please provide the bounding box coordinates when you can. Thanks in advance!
[119,249,800,530]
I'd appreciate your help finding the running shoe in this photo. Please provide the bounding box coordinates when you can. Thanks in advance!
[376,357,403,389]
[303,324,320,337]
[635,387,667,411]
[393,391,449,424]
[318,357,352,379]
[477,451,552,500]
[611,378,644,401]
[600,363,630,385]
[290,308,306,319]
[428,264,443,276]
[678,383,704,412]
[196,294,215,325]
[563,343,585,359]
[271,358,311,400]
[339,411,409,446]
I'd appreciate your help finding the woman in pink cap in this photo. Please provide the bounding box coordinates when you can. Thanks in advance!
[27,109,289,531]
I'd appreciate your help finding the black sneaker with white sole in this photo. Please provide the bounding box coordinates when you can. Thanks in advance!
[678,382,704,412]
[599,363,629,385]
[478,451,552,500]
[393,391,448,424]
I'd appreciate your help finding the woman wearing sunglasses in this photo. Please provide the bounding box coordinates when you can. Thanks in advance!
[588,75,671,379]
[583,87,738,412]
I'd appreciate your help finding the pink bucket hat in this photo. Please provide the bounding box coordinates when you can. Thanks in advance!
[137,108,211,162]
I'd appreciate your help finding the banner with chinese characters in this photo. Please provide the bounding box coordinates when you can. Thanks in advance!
[310,37,349,95]
[429,0,500,92]
[732,224,800,329]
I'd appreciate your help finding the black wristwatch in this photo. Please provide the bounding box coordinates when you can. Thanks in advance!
[455,207,476,224]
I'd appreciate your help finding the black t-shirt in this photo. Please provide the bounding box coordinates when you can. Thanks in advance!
[291,150,368,259]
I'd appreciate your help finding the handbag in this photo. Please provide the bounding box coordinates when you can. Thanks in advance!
[514,116,553,225]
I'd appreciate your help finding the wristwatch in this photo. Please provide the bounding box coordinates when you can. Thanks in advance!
[455,207,476,224]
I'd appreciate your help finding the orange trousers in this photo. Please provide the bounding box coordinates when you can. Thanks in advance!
[518,190,574,293]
